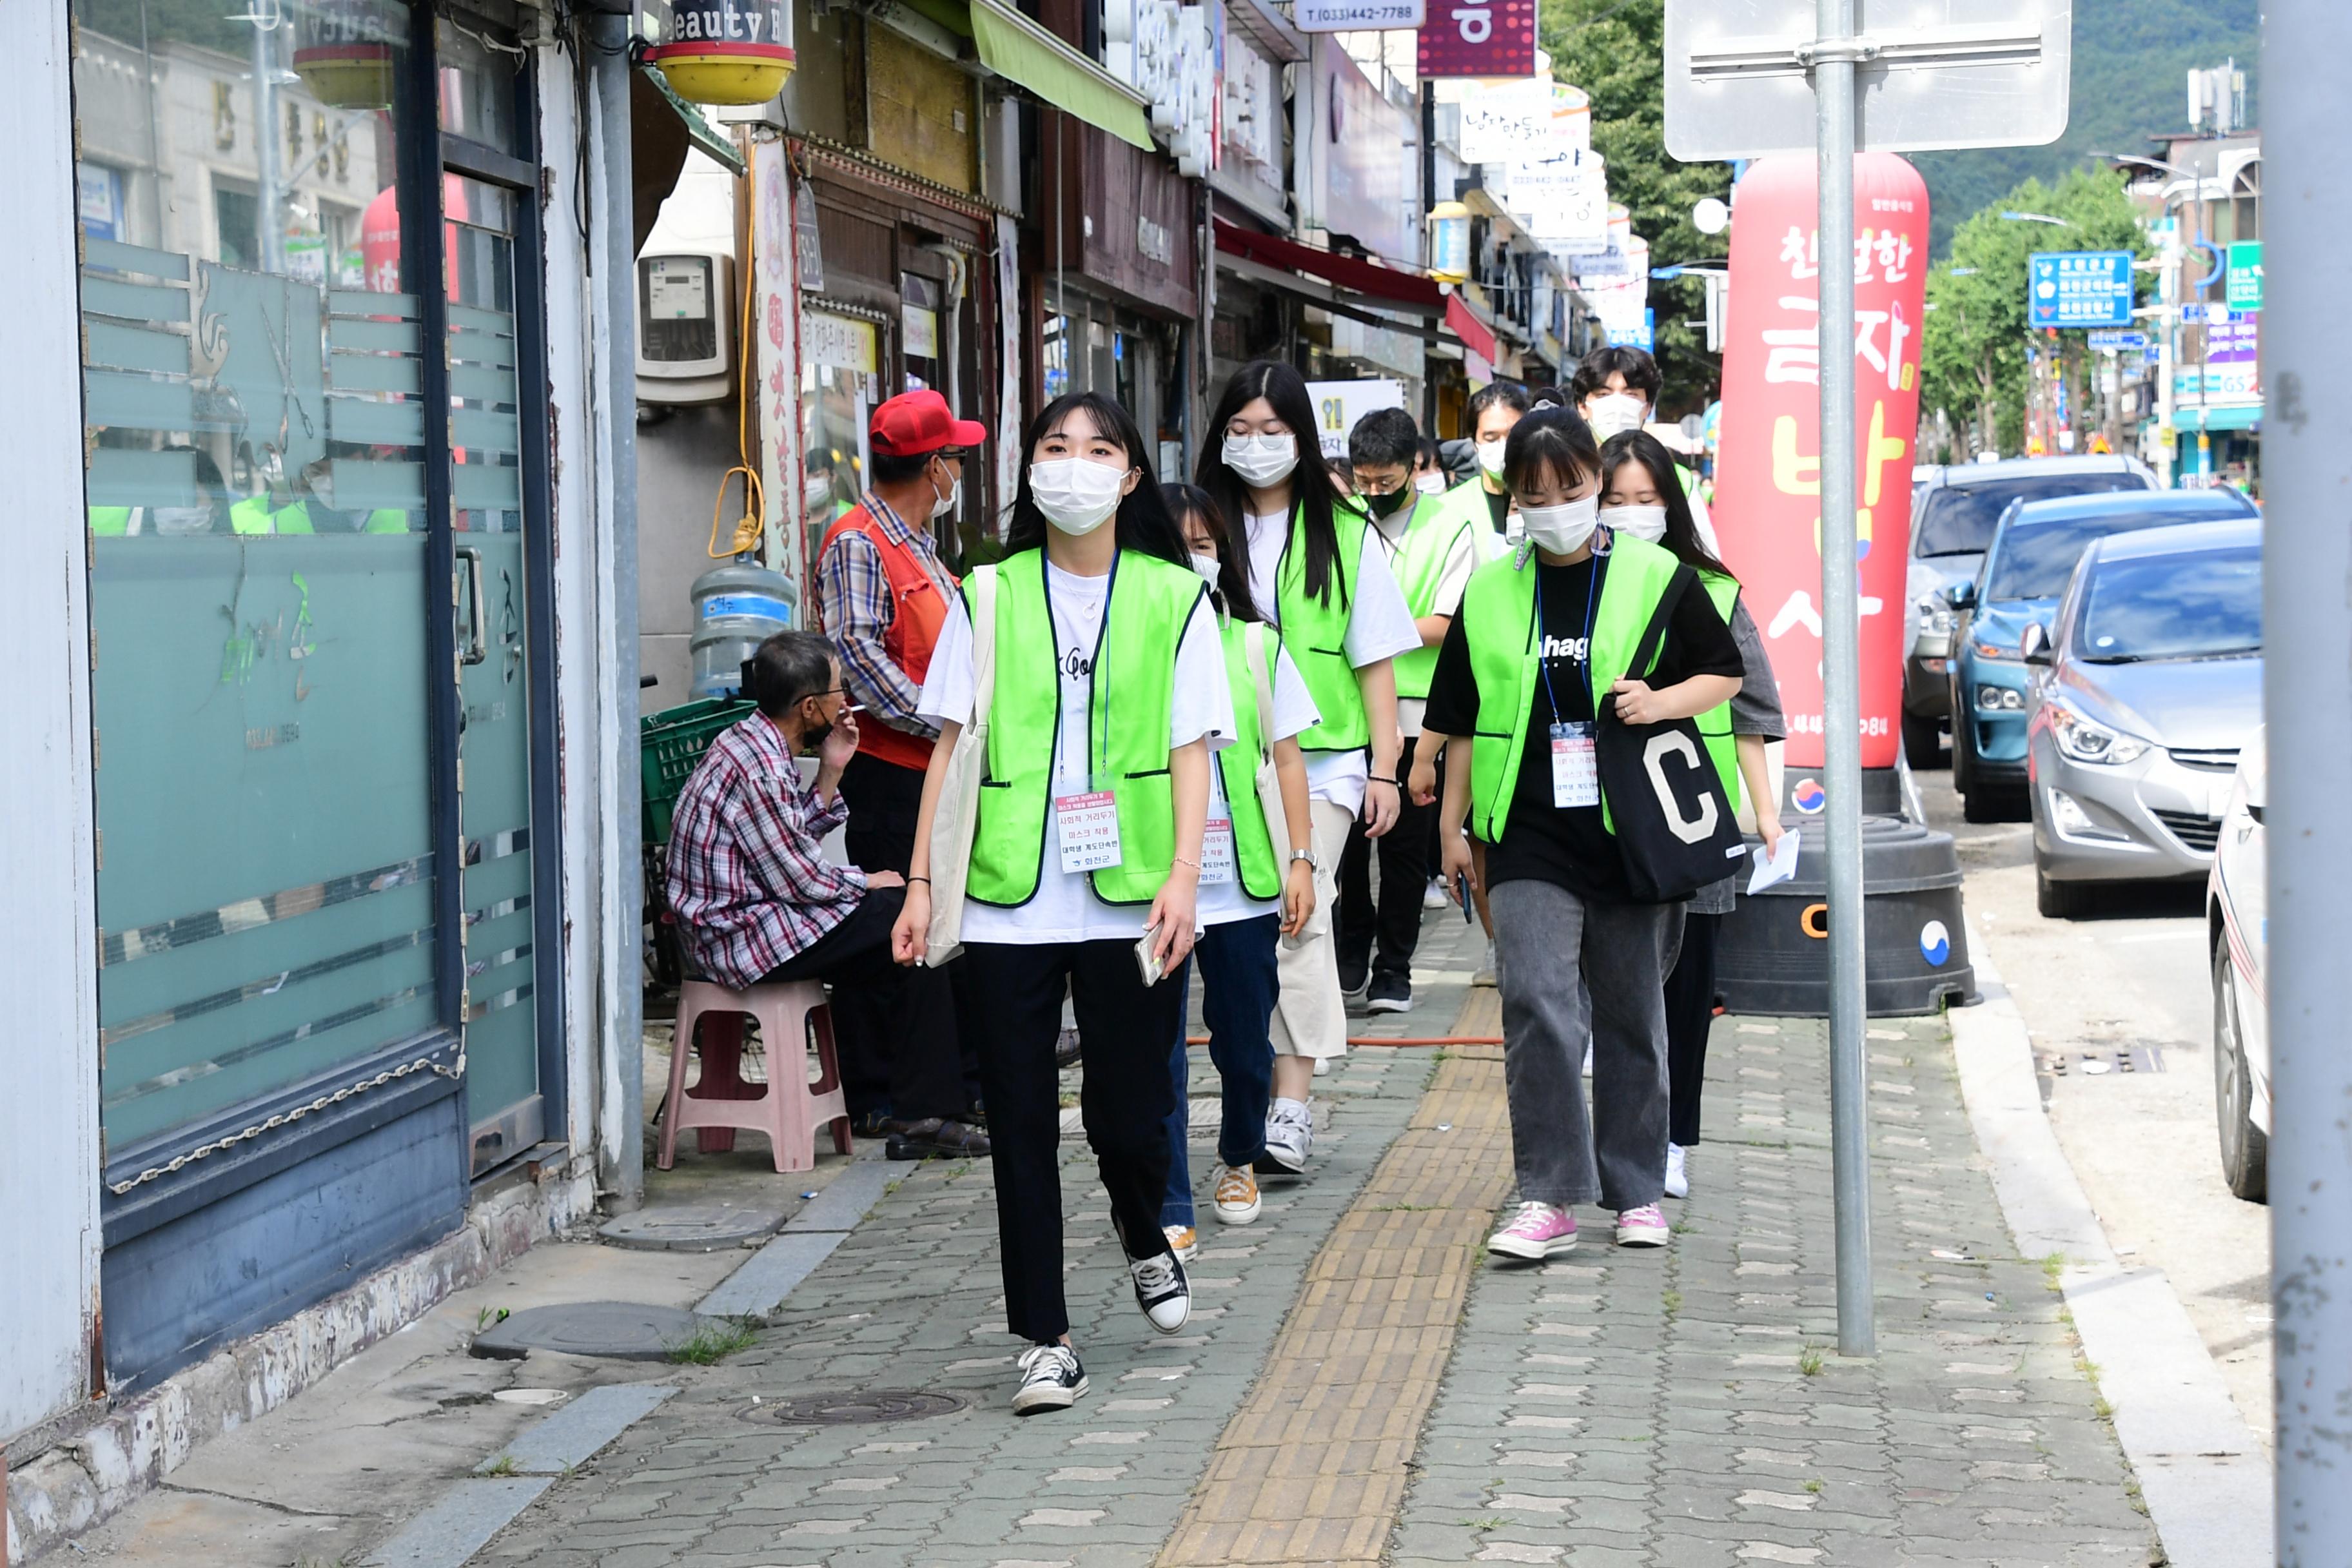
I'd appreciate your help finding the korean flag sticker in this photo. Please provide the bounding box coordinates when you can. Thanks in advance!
[1919,920,1952,967]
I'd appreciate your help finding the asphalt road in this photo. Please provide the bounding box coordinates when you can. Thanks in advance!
[1917,758,2274,1447]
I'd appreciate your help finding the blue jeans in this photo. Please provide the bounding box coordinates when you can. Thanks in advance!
[1161,913,1282,1228]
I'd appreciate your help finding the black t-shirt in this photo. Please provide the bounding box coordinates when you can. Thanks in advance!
[1484,486,1511,538]
[1423,551,1743,903]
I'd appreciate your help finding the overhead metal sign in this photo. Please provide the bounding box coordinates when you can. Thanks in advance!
[1661,0,2071,161]
[2028,250,2133,328]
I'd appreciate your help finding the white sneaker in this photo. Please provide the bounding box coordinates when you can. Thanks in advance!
[1424,878,1449,910]
[1473,939,1498,987]
[1257,1099,1312,1175]
[1130,1250,1191,1333]
[1664,1143,1690,1200]
[1012,1342,1088,1415]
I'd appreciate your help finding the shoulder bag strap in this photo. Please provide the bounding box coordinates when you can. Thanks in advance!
[1243,621,1277,759]
[970,564,999,729]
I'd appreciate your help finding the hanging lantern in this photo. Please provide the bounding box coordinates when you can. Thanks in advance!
[292,0,400,111]
[645,0,794,106]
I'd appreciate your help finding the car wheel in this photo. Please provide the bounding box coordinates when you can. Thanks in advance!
[2213,941,2269,1202]
[1903,710,1945,769]
[2035,856,2089,918]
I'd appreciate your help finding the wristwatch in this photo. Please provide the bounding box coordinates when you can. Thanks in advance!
[1289,848,1320,872]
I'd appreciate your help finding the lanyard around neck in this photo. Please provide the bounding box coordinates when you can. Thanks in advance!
[1531,553,1602,718]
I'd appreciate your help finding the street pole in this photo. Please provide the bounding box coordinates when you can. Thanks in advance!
[2266,5,2352,1559]
[1810,0,1874,1359]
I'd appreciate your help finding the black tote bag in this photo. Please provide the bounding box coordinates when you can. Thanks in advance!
[1594,587,1749,903]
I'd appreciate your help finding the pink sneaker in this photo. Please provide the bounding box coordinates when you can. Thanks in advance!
[1615,1204,1669,1248]
[1488,1201,1578,1260]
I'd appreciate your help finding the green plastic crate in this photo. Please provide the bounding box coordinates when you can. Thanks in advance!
[641,696,756,843]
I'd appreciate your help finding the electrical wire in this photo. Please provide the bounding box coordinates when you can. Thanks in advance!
[708,203,765,558]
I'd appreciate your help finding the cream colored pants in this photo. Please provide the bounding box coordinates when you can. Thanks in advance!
[1270,799,1356,1061]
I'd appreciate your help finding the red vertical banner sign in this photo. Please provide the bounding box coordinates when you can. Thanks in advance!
[1714,153,1928,773]
[1415,0,1533,79]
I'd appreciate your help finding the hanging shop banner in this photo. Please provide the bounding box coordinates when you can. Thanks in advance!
[1713,153,1930,772]
[755,139,806,594]
[1456,77,1547,164]
[1416,0,1534,79]
[1306,378,1407,458]
[1305,39,1417,266]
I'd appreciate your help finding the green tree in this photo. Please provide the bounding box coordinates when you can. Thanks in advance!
[1919,169,2146,460]
[1538,0,1730,413]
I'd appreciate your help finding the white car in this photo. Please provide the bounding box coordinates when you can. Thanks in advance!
[2207,724,2268,1202]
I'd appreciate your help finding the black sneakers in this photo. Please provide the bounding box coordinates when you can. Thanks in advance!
[1012,1342,1088,1415]
[1129,1250,1192,1333]
[1366,972,1413,1014]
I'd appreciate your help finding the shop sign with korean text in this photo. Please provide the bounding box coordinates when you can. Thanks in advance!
[1298,0,1422,31]
[2027,251,2132,329]
[2226,240,2263,311]
[1416,0,1534,79]
[1305,378,1406,458]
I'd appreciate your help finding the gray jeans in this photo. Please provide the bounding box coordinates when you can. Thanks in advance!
[1490,879,1684,1211]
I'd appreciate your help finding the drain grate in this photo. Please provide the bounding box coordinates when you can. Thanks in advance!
[754,1390,967,1425]
[2035,1046,2166,1078]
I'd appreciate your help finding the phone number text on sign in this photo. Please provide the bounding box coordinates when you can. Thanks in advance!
[1297,0,1422,26]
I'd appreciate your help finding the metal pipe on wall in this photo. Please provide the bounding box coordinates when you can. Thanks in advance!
[2264,5,2352,1558]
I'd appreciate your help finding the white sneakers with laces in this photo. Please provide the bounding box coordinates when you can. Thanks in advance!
[1257,1099,1313,1175]
[1012,1343,1087,1415]
[1130,1250,1192,1333]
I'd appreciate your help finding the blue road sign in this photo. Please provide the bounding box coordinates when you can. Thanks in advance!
[2029,251,2134,329]
[1609,308,1655,351]
[2086,328,2148,352]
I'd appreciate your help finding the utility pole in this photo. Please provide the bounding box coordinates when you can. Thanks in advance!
[2266,6,2352,1560]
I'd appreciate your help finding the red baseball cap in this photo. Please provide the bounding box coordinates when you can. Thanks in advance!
[869,389,985,457]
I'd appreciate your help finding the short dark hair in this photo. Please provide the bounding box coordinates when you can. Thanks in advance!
[1163,481,1264,623]
[1414,436,1442,470]
[870,449,944,486]
[743,630,836,720]
[1465,380,1532,426]
[1571,346,1661,404]
[1502,407,1603,499]
[1348,407,1419,471]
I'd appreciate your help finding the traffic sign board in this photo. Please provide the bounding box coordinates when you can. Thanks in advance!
[1607,308,1656,351]
[2227,240,2264,311]
[2028,250,2133,329]
[2087,328,2148,353]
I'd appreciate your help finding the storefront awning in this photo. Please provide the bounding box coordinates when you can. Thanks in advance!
[1219,248,1446,344]
[1212,220,1444,315]
[967,0,1155,151]
[2175,400,2263,433]
[1446,296,1499,366]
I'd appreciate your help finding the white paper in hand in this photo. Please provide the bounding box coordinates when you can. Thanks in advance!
[1747,833,1799,895]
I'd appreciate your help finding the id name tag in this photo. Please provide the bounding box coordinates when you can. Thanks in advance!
[1055,789,1123,874]
[1200,816,1237,885]
[1550,721,1600,809]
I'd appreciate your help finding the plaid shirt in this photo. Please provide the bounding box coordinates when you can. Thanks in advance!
[814,493,951,740]
[663,715,865,989]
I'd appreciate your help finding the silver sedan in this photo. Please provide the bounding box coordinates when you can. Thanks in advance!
[2021,517,2263,918]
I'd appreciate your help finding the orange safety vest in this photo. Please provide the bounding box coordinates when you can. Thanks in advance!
[818,500,956,773]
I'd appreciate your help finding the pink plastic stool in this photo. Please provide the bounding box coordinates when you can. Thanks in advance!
[659,978,854,1173]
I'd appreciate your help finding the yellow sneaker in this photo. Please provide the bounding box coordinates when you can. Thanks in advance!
[1162,1223,1199,1262]
[1213,1164,1262,1226]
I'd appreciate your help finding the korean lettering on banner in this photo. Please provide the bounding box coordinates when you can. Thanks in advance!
[1306,378,1406,458]
[753,137,805,598]
[1712,153,1930,771]
[1416,0,1533,78]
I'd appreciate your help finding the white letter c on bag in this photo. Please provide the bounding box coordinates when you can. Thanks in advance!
[1643,731,1717,845]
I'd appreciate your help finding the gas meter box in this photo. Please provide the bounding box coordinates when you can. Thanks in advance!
[637,251,734,404]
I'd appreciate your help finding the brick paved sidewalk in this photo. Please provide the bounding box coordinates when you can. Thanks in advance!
[466,937,2155,1568]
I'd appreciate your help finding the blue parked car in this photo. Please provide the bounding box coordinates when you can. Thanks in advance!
[1946,487,2259,821]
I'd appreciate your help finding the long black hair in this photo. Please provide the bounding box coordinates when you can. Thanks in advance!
[1601,431,1727,575]
[1196,359,1353,609]
[1162,481,1264,623]
[1003,391,1188,567]
[1500,406,1604,500]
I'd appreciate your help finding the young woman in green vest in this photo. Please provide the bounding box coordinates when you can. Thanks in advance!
[1598,431,1787,1201]
[892,391,1228,1415]
[1152,484,1321,1260]
[1411,408,1745,1259]
[1197,361,1420,1177]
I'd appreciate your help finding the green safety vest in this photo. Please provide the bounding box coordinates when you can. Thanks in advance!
[230,496,279,534]
[967,549,1208,908]
[1460,532,1686,843]
[1213,616,1284,901]
[1424,474,1511,564]
[1695,569,1741,813]
[233,498,411,534]
[1381,496,1476,701]
[1271,501,1371,754]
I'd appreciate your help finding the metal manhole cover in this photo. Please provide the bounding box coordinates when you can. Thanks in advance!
[756,1390,966,1425]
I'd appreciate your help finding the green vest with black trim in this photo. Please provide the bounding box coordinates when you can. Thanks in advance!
[1213,616,1284,901]
[1461,531,1687,843]
[1383,496,1475,702]
[1426,474,1510,564]
[1695,569,1741,812]
[1272,501,1371,753]
[968,549,1208,908]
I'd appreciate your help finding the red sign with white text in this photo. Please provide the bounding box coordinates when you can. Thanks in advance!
[1415,0,1533,78]
[1712,153,1928,772]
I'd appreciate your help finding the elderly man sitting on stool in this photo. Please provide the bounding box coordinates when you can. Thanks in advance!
[664,631,987,1160]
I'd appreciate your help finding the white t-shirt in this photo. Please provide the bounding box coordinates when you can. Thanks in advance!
[1197,634,1320,927]
[1368,506,1478,739]
[916,558,1233,945]
[1240,511,1422,812]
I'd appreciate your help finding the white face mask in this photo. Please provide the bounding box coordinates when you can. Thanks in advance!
[1189,551,1223,587]
[1415,473,1447,495]
[1600,503,1669,543]
[149,503,217,536]
[803,475,835,511]
[1585,393,1649,439]
[1518,493,1600,557]
[1028,458,1129,535]
[1475,436,1509,478]
[1222,432,1299,489]
[930,462,960,520]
